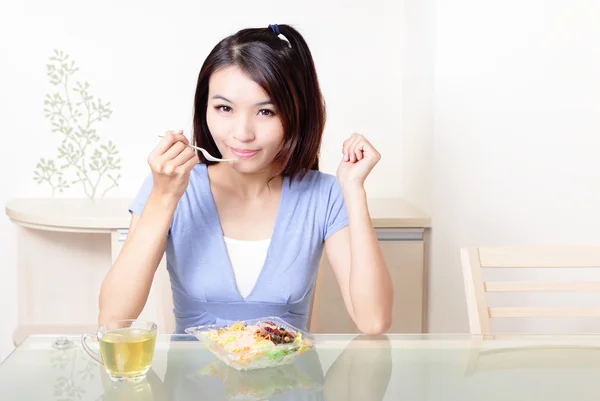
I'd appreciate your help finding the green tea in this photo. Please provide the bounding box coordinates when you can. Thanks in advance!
[99,327,156,377]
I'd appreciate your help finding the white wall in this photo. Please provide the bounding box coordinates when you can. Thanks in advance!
[429,0,600,332]
[7,0,600,360]
[400,0,435,212]
[0,1,407,358]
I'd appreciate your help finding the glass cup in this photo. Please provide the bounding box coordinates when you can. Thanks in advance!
[82,319,158,383]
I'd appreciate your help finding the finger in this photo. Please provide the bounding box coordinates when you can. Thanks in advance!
[176,152,200,175]
[161,141,188,161]
[163,147,196,175]
[155,131,188,155]
[342,138,352,162]
[350,141,361,162]
[357,136,376,161]
[170,147,196,167]
[153,131,183,157]
[359,138,379,160]
[149,140,188,173]
[353,140,365,162]
[343,134,359,162]
[347,135,362,162]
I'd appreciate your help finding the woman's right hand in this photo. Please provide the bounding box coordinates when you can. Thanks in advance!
[147,130,199,204]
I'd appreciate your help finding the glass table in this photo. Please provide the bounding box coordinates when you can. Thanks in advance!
[2,333,600,400]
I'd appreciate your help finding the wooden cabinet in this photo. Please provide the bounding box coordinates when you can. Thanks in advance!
[309,228,427,333]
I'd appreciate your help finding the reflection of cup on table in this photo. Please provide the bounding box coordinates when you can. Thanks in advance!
[82,319,157,383]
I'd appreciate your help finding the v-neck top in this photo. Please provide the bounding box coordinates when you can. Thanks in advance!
[129,163,349,333]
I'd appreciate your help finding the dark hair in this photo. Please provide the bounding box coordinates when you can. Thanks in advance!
[192,24,325,181]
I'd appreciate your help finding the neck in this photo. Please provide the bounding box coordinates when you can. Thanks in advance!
[209,163,282,198]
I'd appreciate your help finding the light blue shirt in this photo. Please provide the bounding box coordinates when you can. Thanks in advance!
[130,163,348,333]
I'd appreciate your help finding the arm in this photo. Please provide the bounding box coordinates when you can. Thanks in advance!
[324,191,393,334]
[98,130,198,324]
[98,195,176,323]
[325,133,393,335]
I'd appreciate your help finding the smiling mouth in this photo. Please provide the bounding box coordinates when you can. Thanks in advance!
[229,147,260,159]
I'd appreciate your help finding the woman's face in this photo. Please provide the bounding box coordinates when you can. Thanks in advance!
[206,66,285,174]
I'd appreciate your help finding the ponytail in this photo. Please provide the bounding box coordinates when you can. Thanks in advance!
[275,24,325,173]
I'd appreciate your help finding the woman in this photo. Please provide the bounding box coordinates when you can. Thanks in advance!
[98,24,393,335]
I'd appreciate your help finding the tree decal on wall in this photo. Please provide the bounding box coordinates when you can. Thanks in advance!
[34,49,122,198]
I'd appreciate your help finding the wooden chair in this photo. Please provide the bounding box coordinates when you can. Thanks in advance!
[461,245,600,334]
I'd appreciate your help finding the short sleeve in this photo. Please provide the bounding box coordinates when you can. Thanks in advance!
[324,177,349,240]
[129,173,154,215]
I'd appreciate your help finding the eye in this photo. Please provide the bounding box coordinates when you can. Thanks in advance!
[258,109,275,116]
[215,105,232,113]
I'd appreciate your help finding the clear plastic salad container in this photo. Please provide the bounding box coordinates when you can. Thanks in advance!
[184,317,314,371]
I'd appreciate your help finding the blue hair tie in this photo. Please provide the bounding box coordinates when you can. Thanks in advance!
[268,24,280,35]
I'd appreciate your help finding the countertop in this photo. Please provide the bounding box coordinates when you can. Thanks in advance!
[5,197,430,232]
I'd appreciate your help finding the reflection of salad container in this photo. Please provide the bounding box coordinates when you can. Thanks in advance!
[185,317,314,371]
[186,358,322,400]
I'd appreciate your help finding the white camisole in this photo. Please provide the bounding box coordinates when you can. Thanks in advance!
[223,236,270,298]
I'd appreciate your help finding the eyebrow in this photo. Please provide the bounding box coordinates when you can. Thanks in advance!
[211,95,273,107]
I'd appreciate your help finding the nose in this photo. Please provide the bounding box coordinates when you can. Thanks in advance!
[231,116,255,143]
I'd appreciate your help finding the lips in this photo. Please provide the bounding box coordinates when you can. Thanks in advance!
[229,147,259,159]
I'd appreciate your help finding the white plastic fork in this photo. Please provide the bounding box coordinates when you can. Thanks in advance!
[157,135,236,162]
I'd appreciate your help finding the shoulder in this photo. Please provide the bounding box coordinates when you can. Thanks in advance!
[289,169,340,194]
[289,171,348,239]
[181,163,209,195]
[189,162,208,182]
[171,163,214,227]
[287,170,346,225]
[173,163,210,213]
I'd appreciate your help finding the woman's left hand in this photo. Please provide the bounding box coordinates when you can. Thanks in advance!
[336,133,381,190]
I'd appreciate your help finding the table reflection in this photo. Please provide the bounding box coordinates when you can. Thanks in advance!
[6,334,600,400]
[94,334,392,401]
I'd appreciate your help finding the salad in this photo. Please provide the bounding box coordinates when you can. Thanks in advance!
[186,318,314,370]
